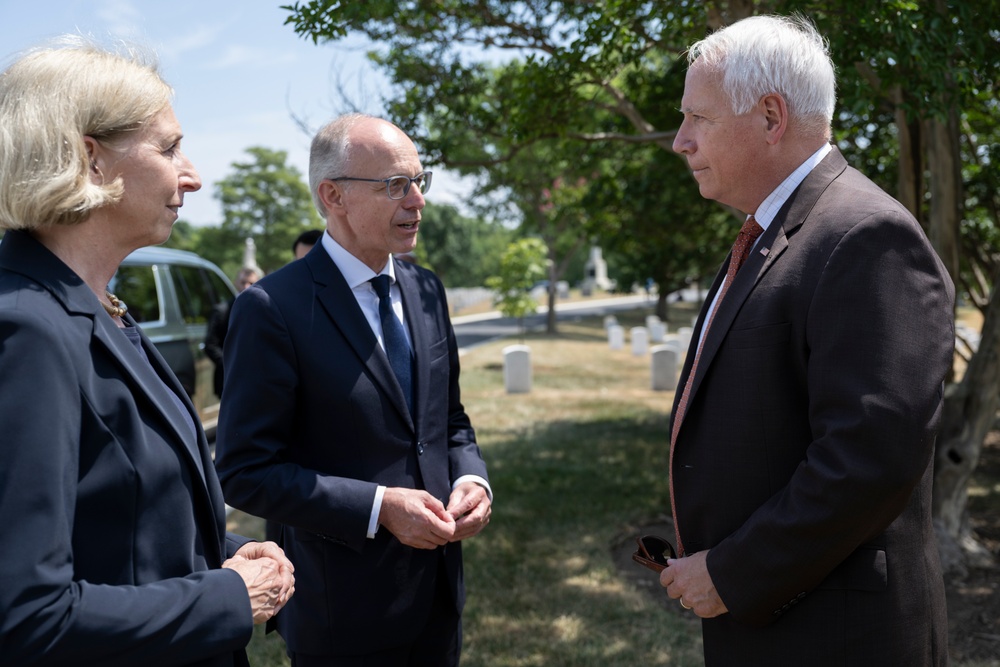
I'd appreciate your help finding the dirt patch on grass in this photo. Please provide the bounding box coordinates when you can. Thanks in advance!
[948,430,1000,664]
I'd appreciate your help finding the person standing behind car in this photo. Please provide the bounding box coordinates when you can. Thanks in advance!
[0,37,293,666]
[205,266,261,398]
[658,14,953,666]
[215,113,491,666]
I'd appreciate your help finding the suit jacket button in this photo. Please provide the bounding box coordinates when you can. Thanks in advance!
[417,442,425,455]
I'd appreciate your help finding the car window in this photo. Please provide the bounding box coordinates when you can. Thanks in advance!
[113,264,161,324]
[205,270,233,309]
[173,265,218,325]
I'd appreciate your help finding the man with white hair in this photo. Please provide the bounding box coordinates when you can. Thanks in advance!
[656,14,952,666]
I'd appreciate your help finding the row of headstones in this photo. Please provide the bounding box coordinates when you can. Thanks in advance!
[503,312,980,394]
[605,315,692,352]
[500,314,698,394]
[604,315,695,392]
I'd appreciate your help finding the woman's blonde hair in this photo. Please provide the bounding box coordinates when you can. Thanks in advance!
[0,36,172,230]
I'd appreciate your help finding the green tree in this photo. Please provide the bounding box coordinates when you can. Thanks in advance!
[159,221,247,282]
[480,139,601,334]
[596,140,735,316]
[485,238,548,339]
[413,201,512,287]
[215,146,322,274]
[281,0,715,161]
[161,219,199,252]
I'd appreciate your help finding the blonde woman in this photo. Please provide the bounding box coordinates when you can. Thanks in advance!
[0,38,293,666]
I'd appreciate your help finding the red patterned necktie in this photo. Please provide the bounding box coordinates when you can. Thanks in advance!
[668,215,764,555]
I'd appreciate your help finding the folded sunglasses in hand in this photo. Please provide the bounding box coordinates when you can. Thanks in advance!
[631,534,676,573]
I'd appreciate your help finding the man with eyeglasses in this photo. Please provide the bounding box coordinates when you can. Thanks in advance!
[215,113,492,667]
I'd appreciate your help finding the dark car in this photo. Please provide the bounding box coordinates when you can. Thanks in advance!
[110,247,236,441]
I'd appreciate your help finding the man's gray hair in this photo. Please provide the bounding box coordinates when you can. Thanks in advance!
[308,112,374,217]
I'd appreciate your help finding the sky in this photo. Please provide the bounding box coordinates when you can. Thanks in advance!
[0,0,472,226]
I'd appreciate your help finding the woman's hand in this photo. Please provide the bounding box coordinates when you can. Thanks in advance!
[224,541,296,624]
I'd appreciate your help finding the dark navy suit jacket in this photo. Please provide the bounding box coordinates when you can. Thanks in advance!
[215,245,489,656]
[669,148,953,665]
[0,230,253,666]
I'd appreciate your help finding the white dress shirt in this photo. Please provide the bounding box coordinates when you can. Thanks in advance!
[319,232,492,538]
[697,143,833,350]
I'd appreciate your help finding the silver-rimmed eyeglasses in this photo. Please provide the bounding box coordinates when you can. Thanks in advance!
[328,171,432,200]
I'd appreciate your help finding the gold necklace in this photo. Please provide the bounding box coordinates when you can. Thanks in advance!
[102,290,128,318]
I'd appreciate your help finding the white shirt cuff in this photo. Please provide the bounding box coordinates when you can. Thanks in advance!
[368,477,493,540]
[367,485,386,539]
[453,474,493,503]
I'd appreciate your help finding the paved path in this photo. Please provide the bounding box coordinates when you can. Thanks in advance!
[452,294,658,352]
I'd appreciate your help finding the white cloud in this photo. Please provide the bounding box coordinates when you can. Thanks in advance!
[95,0,142,38]
[156,24,225,60]
[204,44,298,70]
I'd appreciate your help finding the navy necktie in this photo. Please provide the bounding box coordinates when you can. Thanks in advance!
[370,275,413,412]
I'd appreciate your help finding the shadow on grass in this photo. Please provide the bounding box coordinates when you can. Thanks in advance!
[461,410,705,667]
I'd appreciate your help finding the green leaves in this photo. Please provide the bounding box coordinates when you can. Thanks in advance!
[212,146,322,274]
[486,237,548,324]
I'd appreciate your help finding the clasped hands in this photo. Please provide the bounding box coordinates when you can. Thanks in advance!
[379,481,491,550]
[223,541,296,624]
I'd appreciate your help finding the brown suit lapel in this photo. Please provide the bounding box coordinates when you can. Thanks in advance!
[684,147,849,408]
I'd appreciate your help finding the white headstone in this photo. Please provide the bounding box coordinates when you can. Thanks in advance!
[677,326,694,351]
[661,337,685,356]
[604,315,618,330]
[631,327,649,356]
[503,345,532,394]
[645,314,661,329]
[649,321,667,343]
[651,345,680,391]
[608,324,625,350]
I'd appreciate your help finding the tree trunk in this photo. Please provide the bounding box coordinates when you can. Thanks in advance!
[546,261,558,335]
[706,0,758,29]
[933,272,1000,575]
[927,113,962,289]
[926,110,996,575]
[894,97,920,217]
[918,0,995,573]
[656,290,669,321]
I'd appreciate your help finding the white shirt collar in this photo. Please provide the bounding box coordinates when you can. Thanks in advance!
[319,231,396,288]
[752,142,833,231]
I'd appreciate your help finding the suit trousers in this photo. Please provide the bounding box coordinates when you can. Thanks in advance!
[289,556,461,667]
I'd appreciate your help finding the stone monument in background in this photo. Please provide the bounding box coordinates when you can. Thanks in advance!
[580,246,612,296]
